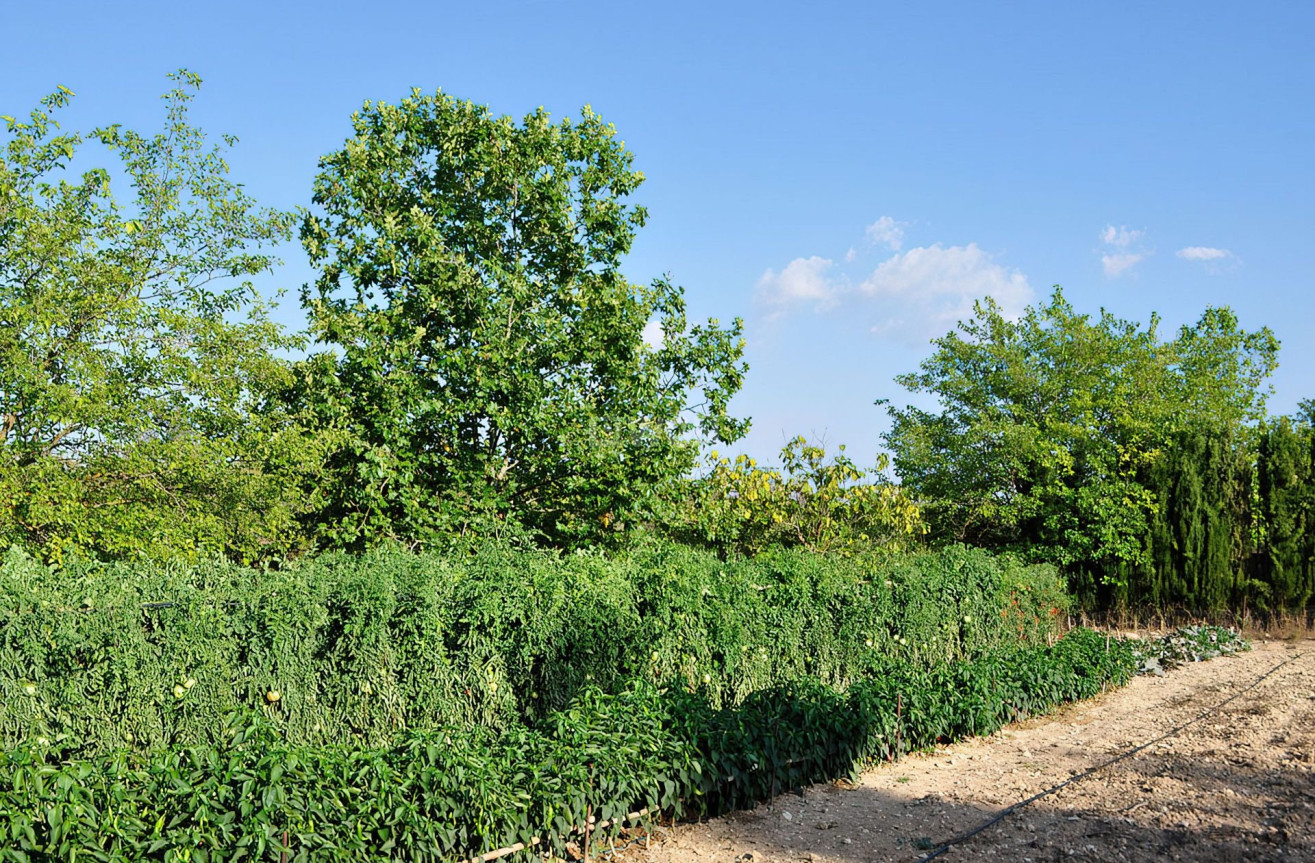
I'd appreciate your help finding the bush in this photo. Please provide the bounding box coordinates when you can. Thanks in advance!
[658,437,925,557]
[0,629,1138,862]
[0,542,1067,755]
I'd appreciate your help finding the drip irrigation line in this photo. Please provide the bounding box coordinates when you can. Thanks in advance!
[915,648,1305,862]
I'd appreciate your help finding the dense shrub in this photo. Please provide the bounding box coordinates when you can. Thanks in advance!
[0,542,1068,755]
[657,437,925,557]
[0,628,1138,862]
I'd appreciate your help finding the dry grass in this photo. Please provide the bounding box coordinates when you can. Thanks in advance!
[1072,605,1314,641]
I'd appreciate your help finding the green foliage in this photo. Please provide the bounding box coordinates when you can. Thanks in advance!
[1097,413,1315,615]
[292,89,748,549]
[1255,416,1315,611]
[671,627,1139,816]
[0,628,1143,862]
[886,287,1278,584]
[659,437,926,556]
[0,72,306,563]
[1132,624,1248,676]
[1113,427,1254,611]
[0,542,1066,755]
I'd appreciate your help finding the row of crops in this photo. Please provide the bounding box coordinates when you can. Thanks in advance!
[0,542,1238,861]
[0,541,1069,753]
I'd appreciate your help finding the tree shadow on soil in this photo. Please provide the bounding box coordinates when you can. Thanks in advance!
[640,755,1313,863]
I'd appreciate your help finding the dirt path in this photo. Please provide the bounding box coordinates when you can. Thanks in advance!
[629,637,1315,863]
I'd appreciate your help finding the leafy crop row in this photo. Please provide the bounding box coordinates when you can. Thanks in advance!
[1133,624,1249,675]
[0,542,1067,755]
[0,628,1137,862]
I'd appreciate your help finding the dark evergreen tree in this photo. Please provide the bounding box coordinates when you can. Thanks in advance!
[1130,428,1253,613]
[1257,418,1314,611]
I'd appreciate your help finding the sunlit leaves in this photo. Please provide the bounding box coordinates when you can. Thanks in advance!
[0,540,1132,862]
[662,437,925,556]
[885,287,1279,580]
[295,90,748,549]
[0,540,1067,757]
[0,71,305,562]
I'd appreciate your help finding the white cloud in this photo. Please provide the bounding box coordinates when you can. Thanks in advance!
[754,226,1031,343]
[1102,252,1145,278]
[864,216,906,251]
[1101,225,1144,248]
[1099,224,1150,277]
[1177,246,1232,261]
[861,243,1033,341]
[755,255,842,309]
[641,318,664,349]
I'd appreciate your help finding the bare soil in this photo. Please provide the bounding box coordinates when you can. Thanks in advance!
[626,637,1315,863]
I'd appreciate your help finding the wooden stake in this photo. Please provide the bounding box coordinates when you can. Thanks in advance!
[584,764,593,863]
[896,691,903,759]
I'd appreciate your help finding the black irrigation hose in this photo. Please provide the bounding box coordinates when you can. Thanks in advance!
[598,829,655,860]
[915,648,1306,862]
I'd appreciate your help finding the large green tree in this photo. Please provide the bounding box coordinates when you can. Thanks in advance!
[295,90,748,547]
[884,288,1277,582]
[0,72,307,562]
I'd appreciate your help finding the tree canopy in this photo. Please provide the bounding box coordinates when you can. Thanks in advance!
[294,90,748,547]
[0,72,306,562]
[884,287,1278,577]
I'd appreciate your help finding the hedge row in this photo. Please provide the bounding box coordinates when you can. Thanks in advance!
[0,542,1068,755]
[0,628,1138,862]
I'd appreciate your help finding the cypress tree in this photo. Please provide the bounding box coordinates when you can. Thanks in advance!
[1199,430,1251,610]
[1258,419,1314,611]
[1140,428,1251,613]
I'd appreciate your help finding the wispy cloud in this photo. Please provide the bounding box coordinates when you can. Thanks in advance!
[861,243,1033,341]
[755,255,842,310]
[1102,252,1145,278]
[846,215,909,262]
[864,216,906,251]
[1099,224,1150,277]
[1177,246,1233,262]
[1175,245,1239,274]
[1101,225,1144,248]
[756,219,1032,343]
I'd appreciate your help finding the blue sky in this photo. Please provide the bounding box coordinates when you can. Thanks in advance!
[5,1,1312,466]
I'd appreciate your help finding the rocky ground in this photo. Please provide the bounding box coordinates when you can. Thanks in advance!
[621,636,1314,863]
